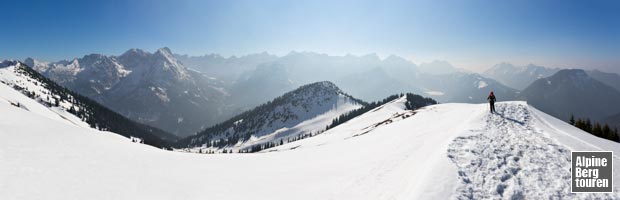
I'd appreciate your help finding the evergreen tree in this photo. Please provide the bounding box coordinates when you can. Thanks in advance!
[602,124,611,139]
[574,118,584,130]
[592,123,602,137]
[570,115,619,143]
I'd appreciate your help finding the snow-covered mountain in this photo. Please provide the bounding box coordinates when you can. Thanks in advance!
[519,69,620,121]
[26,48,231,137]
[0,60,175,147]
[483,62,560,90]
[2,92,618,199]
[178,81,365,153]
[24,53,131,101]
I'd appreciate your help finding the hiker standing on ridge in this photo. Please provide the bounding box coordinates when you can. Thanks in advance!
[487,91,496,113]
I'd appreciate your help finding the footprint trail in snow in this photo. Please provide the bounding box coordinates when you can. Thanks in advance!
[447,103,619,200]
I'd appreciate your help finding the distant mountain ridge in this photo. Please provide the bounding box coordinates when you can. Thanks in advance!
[519,69,620,121]
[483,62,620,93]
[418,60,460,75]
[586,69,620,92]
[413,71,519,103]
[178,51,518,103]
[175,52,278,83]
[482,62,560,90]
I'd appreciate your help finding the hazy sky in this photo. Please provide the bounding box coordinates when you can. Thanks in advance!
[1,0,619,73]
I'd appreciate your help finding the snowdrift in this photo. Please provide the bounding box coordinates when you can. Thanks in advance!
[1,93,618,199]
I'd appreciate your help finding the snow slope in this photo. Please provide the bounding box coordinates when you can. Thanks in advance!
[0,64,89,129]
[1,95,619,199]
[242,95,359,147]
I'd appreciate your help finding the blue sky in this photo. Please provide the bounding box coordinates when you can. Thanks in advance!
[1,0,619,72]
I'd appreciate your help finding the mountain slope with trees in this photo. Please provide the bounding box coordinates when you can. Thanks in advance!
[177,81,365,153]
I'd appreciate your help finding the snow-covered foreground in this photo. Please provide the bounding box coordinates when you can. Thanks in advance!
[1,94,619,199]
[448,103,619,199]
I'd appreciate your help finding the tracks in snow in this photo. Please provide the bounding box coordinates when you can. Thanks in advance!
[447,103,618,200]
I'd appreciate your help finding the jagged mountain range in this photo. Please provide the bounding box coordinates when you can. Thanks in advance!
[23,48,620,136]
[25,48,231,137]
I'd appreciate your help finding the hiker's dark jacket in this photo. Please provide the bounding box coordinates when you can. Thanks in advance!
[487,95,496,103]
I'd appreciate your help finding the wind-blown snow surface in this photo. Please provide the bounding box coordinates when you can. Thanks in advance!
[1,96,619,199]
